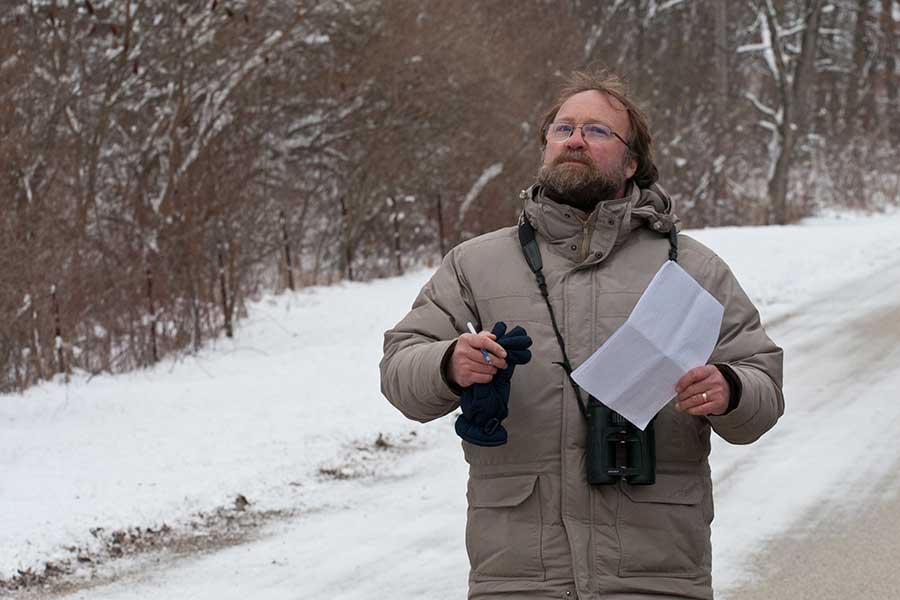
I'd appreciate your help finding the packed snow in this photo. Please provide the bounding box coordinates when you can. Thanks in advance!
[2,209,900,598]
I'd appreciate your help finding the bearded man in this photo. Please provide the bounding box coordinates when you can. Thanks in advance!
[380,70,783,599]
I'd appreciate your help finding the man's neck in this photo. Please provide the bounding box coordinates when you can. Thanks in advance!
[542,184,629,214]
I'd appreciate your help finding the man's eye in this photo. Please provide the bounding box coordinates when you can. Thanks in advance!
[554,124,574,134]
[584,125,611,137]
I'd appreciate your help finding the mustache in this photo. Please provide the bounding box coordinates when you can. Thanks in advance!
[553,151,593,166]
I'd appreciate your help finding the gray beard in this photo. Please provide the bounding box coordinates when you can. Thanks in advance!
[537,153,627,212]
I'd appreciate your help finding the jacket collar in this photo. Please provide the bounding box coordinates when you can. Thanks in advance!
[521,183,681,262]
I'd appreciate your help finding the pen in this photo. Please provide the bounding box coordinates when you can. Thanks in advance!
[466,321,492,364]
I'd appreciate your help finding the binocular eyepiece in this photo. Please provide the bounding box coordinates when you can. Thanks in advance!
[586,398,656,486]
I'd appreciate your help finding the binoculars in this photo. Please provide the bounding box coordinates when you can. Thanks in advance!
[586,398,656,485]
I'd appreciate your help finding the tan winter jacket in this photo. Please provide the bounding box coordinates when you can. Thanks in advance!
[380,184,784,600]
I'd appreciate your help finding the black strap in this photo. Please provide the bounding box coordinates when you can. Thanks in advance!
[517,212,679,421]
[518,217,590,419]
[669,227,678,261]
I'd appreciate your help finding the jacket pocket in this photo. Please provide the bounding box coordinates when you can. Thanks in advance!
[466,474,544,580]
[478,295,549,328]
[616,472,710,578]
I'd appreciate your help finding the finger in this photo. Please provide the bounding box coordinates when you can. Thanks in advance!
[676,390,718,412]
[506,325,528,338]
[488,322,507,338]
[484,354,508,370]
[467,355,505,371]
[684,399,727,417]
[677,376,718,403]
[469,334,507,359]
[461,345,498,367]
[675,365,714,394]
[471,329,498,341]
[458,332,480,347]
[464,360,497,375]
[454,360,495,386]
[500,336,532,351]
[457,333,491,356]
[466,371,495,385]
[458,332,483,348]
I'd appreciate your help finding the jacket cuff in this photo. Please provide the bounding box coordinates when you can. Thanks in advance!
[707,365,758,428]
[440,339,464,397]
[714,363,742,415]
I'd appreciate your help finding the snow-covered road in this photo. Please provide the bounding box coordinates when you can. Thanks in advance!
[50,257,900,600]
[727,464,900,600]
[4,211,900,599]
[710,254,900,593]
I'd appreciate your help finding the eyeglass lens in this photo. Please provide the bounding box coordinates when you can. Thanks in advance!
[549,123,613,142]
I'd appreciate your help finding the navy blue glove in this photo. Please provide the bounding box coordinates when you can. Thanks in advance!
[455,322,532,446]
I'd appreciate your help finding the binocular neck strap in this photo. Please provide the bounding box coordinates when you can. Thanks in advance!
[517,212,679,421]
[518,216,589,419]
[668,226,679,261]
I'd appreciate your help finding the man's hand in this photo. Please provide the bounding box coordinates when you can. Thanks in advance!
[447,329,508,388]
[675,365,731,416]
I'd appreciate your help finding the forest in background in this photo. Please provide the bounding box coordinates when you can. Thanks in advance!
[1,0,898,393]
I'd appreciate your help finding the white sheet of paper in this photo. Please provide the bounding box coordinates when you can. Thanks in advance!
[571,261,724,430]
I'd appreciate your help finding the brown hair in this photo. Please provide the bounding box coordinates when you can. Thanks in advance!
[539,70,658,189]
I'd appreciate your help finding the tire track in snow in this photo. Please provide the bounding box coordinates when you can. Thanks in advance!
[711,256,900,594]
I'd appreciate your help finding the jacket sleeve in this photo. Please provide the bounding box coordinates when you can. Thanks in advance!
[380,248,479,423]
[703,254,785,444]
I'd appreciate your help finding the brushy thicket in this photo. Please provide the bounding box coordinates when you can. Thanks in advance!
[1,0,897,392]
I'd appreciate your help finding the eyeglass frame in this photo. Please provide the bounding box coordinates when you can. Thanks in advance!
[546,121,632,150]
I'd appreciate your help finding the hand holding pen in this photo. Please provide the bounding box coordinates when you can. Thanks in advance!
[467,322,493,364]
[444,321,509,388]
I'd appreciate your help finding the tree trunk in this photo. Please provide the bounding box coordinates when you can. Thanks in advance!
[338,196,354,281]
[765,0,824,224]
[713,0,729,224]
[12,343,22,392]
[792,0,825,129]
[29,297,45,383]
[436,193,446,257]
[146,265,158,364]
[279,210,295,291]
[882,0,898,139]
[51,284,66,379]
[217,240,233,338]
[768,139,792,224]
[390,200,403,276]
[188,259,203,352]
[844,0,871,134]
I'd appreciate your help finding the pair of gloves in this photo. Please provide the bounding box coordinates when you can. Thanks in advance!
[454,321,533,447]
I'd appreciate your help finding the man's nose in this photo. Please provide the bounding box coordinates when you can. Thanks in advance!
[564,128,585,150]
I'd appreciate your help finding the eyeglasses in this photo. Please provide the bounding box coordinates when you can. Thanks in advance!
[547,122,631,149]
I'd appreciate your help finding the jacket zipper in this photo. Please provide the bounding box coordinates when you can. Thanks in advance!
[580,212,596,262]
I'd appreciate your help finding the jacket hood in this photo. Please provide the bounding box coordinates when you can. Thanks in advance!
[629,183,681,234]
[521,184,681,264]
[521,183,681,255]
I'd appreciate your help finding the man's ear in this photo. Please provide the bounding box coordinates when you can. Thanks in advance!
[625,155,638,179]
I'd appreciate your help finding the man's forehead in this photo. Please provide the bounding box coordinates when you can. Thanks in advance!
[556,90,629,127]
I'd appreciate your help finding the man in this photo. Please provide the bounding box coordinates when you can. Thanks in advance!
[380,70,783,599]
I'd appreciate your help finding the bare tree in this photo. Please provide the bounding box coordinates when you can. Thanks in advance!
[742,0,826,223]
[1,0,897,393]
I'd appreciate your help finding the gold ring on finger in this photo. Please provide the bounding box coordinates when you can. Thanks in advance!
[701,392,708,402]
